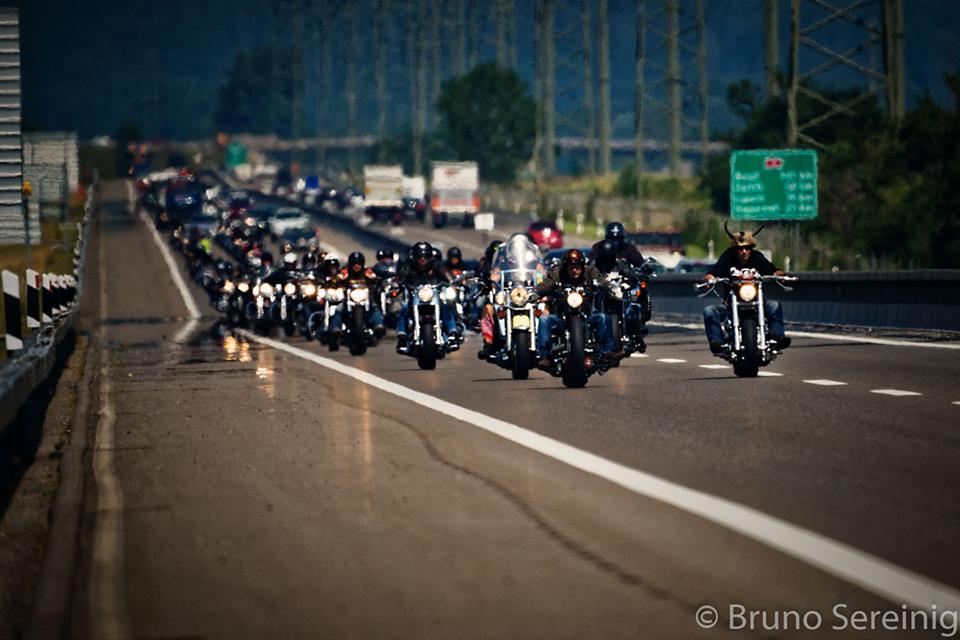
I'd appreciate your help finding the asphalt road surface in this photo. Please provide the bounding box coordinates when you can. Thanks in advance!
[65,180,960,639]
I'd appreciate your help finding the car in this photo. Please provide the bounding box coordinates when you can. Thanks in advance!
[268,206,311,237]
[527,220,565,250]
[164,175,203,226]
[226,190,252,220]
[674,258,712,274]
[627,229,685,270]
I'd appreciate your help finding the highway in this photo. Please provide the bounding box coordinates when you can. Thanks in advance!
[64,180,959,638]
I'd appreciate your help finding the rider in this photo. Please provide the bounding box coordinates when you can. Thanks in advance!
[395,241,458,353]
[702,228,790,354]
[300,241,322,271]
[534,249,617,369]
[593,239,649,353]
[444,246,465,278]
[592,221,646,268]
[475,239,504,358]
[331,251,386,338]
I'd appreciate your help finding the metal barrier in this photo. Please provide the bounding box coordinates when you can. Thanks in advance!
[650,271,960,332]
[0,179,95,440]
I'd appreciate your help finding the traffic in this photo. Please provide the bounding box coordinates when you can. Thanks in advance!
[136,168,799,386]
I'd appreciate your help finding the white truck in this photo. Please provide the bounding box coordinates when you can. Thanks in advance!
[429,161,480,228]
[363,164,404,222]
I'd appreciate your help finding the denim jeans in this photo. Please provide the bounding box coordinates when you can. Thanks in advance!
[703,300,784,344]
[397,303,458,339]
[536,313,613,358]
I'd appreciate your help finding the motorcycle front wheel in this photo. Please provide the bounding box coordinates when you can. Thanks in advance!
[511,330,531,380]
[417,321,437,370]
[349,306,368,356]
[733,316,760,378]
[562,315,588,388]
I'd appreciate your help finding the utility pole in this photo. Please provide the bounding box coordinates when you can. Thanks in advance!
[346,1,359,173]
[468,0,479,69]
[413,0,428,174]
[764,0,779,98]
[634,0,645,195]
[543,0,556,177]
[581,0,596,175]
[883,0,905,123]
[291,0,304,141]
[598,0,611,175]
[453,0,466,75]
[787,0,893,147]
[431,0,442,128]
[696,0,708,160]
[666,0,681,176]
[376,0,388,161]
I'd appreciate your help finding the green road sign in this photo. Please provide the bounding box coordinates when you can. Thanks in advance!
[225,142,247,170]
[730,149,817,220]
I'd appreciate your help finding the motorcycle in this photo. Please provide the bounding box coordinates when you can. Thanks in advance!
[248,278,277,336]
[486,236,544,380]
[540,283,608,388]
[695,268,797,377]
[295,275,321,340]
[400,282,456,370]
[594,260,656,358]
[341,282,378,355]
[270,276,300,337]
[318,285,345,350]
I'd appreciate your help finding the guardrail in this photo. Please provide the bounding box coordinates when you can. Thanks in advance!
[0,180,94,449]
[205,170,960,333]
[651,271,960,332]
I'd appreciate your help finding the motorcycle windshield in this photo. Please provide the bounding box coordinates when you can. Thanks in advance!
[493,235,544,288]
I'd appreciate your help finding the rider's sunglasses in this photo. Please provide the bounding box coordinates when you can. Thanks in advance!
[737,246,753,252]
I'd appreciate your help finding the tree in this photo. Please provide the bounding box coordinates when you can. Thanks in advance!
[214,45,301,137]
[435,62,535,183]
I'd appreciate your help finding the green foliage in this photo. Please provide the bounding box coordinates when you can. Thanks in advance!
[613,165,692,202]
[214,45,303,137]
[698,73,960,269]
[435,62,536,183]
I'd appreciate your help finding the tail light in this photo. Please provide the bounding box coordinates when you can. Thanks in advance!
[430,193,439,209]
[472,194,480,209]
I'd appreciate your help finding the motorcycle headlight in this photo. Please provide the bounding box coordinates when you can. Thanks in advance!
[301,283,317,297]
[441,287,458,302]
[284,282,297,296]
[738,283,758,302]
[510,286,529,306]
[260,283,274,297]
[238,282,250,293]
[612,287,624,300]
[350,288,369,303]
[494,291,507,306]
[566,291,584,308]
[222,280,235,293]
[328,288,345,302]
[417,286,434,303]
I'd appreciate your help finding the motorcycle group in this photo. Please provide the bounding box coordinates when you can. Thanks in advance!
[153,183,797,387]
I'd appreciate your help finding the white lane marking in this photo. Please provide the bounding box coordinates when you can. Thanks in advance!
[656,358,687,363]
[129,181,201,323]
[91,218,131,638]
[757,371,784,377]
[698,364,728,369]
[871,389,922,397]
[236,329,960,612]
[649,320,960,351]
[629,353,648,358]
[953,401,960,406]
[804,379,848,386]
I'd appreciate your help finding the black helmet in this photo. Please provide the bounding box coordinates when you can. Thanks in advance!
[261,251,274,264]
[376,249,391,261]
[594,240,618,272]
[562,249,587,268]
[605,221,626,246]
[411,241,433,260]
[348,251,365,268]
[484,240,503,264]
[280,241,294,254]
[447,246,462,261]
[322,255,340,272]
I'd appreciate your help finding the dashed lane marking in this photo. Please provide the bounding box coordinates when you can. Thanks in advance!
[870,389,922,397]
[656,358,687,363]
[629,353,648,358]
[757,371,784,377]
[953,401,960,406]
[803,379,848,386]
[698,364,728,369]
[236,330,960,613]
[649,320,960,351]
